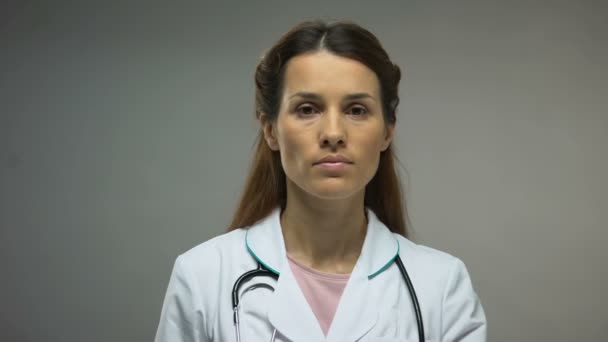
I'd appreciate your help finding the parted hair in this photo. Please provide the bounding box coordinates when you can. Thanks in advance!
[227,19,410,237]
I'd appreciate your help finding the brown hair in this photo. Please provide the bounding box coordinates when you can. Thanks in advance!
[227,19,411,237]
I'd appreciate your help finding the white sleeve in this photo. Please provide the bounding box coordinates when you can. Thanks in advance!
[441,258,487,342]
[155,255,208,342]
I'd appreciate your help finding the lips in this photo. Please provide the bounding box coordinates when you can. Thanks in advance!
[314,154,353,165]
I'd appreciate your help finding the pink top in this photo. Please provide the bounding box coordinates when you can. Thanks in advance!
[287,254,351,336]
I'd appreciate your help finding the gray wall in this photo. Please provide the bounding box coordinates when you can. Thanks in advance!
[1,1,606,341]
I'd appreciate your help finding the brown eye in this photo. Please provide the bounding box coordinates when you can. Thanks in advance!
[296,104,320,116]
[348,105,368,116]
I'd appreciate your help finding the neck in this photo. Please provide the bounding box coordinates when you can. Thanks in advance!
[280,185,368,274]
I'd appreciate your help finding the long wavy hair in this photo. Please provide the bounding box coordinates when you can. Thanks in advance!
[227,19,411,237]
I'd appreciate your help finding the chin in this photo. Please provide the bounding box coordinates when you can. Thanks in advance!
[307,183,361,200]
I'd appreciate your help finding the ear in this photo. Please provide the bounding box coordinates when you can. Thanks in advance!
[380,123,395,151]
[260,113,280,151]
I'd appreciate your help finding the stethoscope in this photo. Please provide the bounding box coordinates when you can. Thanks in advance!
[231,255,424,342]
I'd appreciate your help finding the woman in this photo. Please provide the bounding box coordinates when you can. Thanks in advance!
[155,19,487,342]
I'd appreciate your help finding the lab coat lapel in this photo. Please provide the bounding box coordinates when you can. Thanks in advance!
[325,208,400,342]
[245,206,326,340]
[267,262,327,341]
[324,262,378,341]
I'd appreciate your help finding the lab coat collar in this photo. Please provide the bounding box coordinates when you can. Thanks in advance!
[245,206,400,341]
[244,205,399,279]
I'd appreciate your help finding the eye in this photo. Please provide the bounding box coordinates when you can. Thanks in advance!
[347,105,368,116]
[295,103,320,116]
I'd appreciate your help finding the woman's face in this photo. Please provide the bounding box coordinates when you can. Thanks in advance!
[262,50,395,200]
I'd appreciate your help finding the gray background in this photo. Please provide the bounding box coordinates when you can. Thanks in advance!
[1,0,606,341]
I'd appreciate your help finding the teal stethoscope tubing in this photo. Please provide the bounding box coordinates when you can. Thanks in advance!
[231,255,425,342]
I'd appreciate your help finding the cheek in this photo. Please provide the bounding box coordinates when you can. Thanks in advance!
[360,128,386,155]
[358,130,386,175]
[277,124,311,169]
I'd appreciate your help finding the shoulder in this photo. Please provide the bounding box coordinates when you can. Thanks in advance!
[166,229,249,319]
[157,229,250,339]
[393,234,472,295]
[394,234,460,271]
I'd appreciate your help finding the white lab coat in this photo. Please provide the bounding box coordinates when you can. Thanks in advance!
[155,206,487,341]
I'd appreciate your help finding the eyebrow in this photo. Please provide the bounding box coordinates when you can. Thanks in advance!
[288,91,377,102]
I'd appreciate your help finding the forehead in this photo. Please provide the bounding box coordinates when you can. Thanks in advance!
[282,51,380,99]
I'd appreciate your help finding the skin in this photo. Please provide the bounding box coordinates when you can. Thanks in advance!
[261,50,395,274]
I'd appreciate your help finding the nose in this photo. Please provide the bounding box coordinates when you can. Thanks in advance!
[319,108,346,149]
